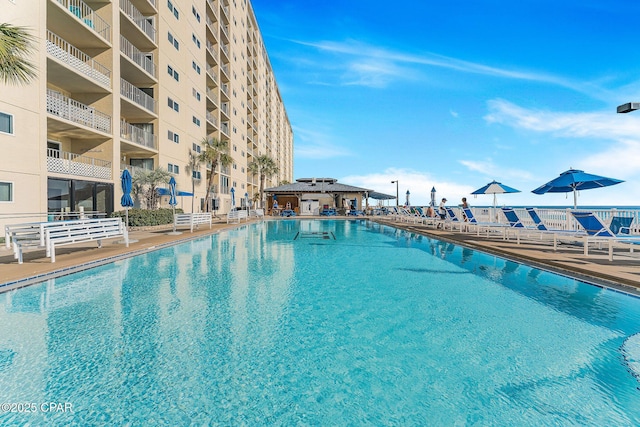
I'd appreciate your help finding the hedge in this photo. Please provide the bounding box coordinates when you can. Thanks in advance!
[110,208,183,227]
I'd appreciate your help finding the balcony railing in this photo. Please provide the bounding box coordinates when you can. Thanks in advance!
[46,89,112,133]
[47,148,112,180]
[206,112,217,126]
[120,36,157,77]
[206,65,218,84]
[206,88,218,104]
[221,63,229,77]
[120,120,158,150]
[220,103,229,116]
[55,0,111,42]
[120,78,157,113]
[120,163,153,176]
[46,31,111,87]
[119,0,157,43]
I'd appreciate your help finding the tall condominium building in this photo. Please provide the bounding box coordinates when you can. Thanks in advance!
[0,0,293,227]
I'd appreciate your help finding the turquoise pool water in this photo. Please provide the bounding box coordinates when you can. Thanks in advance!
[1,219,640,425]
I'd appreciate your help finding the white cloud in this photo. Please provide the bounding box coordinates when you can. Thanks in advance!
[459,159,535,182]
[293,125,353,159]
[484,99,640,178]
[450,110,459,118]
[340,168,474,206]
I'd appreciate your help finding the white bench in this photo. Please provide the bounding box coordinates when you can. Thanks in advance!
[249,209,264,219]
[173,213,213,232]
[45,218,128,263]
[227,209,248,224]
[7,220,88,263]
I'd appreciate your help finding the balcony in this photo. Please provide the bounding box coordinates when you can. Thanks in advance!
[206,65,218,85]
[47,148,112,180]
[52,0,111,45]
[120,78,157,115]
[120,0,157,47]
[120,35,157,79]
[46,31,111,92]
[120,120,158,150]
[206,112,218,126]
[47,89,112,134]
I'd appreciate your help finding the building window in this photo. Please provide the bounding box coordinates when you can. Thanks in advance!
[192,34,201,49]
[192,170,201,179]
[168,32,179,50]
[192,143,201,153]
[192,6,201,22]
[192,61,201,74]
[167,65,179,81]
[168,98,179,112]
[192,88,200,101]
[0,112,13,135]
[0,182,13,202]
[168,163,179,174]
[168,0,179,19]
[168,130,179,143]
[193,116,201,126]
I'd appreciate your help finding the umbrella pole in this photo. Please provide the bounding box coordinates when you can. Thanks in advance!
[172,206,176,233]
[573,188,577,209]
[125,207,129,230]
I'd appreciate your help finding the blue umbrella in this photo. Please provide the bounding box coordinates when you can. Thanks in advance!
[168,176,178,207]
[430,187,436,207]
[532,168,624,208]
[472,180,520,209]
[230,187,235,208]
[120,170,134,228]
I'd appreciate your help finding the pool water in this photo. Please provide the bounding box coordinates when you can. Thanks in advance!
[1,219,640,425]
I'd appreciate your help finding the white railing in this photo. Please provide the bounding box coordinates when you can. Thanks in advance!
[120,120,157,150]
[206,112,218,126]
[119,0,156,43]
[120,78,157,113]
[220,102,229,116]
[47,148,112,180]
[46,31,111,87]
[46,89,111,133]
[120,163,152,176]
[120,36,156,77]
[221,83,229,97]
[207,65,218,83]
[55,0,111,42]
[221,63,229,77]
[206,88,218,104]
[220,122,229,136]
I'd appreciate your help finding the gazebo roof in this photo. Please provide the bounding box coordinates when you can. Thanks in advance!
[266,178,372,194]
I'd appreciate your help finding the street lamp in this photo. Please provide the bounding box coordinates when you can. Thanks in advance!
[617,102,640,113]
[391,180,399,207]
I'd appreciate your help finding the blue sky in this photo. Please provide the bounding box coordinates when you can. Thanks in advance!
[251,0,640,207]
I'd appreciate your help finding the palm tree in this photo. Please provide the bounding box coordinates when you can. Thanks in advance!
[0,24,36,85]
[185,149,201,212]
[199,137,232,212]
[248,155,279,209]
[132,168,172,209]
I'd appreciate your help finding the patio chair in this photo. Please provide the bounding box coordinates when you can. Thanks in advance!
[571,211,640,261]
[463,207,509,237]
[443,207,464,231]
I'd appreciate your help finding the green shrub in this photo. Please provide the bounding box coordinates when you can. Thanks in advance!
[110,208,183,226]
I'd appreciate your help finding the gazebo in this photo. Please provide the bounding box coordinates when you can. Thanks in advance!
[265,178,372,216]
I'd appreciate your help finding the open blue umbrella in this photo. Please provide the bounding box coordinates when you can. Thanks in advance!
[532,168,624,208]
[120,169,134,228]
[471,180,521,209]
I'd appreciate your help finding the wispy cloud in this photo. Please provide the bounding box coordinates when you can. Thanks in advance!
[340,168,474,206]
[459,159,535,181]
[450,110,459,118]
[484,99,640,177]
[291,39,614,98]
[293,125,352,159]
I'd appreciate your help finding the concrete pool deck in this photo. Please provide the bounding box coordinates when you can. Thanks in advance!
[1,216,639,294]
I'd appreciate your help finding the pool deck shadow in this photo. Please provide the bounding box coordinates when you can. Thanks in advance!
[1,215,639,295]
[373,218,640,294]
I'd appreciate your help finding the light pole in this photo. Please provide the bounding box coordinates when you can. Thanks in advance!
[391,180,399,207]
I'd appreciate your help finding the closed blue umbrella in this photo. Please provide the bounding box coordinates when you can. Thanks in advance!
[532,168,624,208]
[230,187,235,208]
[169,177,178,233]
[430,187,436,208]
[120,169,134,228]
[472,180,520,209]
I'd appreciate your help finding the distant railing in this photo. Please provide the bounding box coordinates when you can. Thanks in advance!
[46,89,111,133]
[206,88,218,104]
[47,148,112,180]
[221,63,229,77]
[120,163,152,176]
[207,65,218,83]
[46,31,111,87]
[119,0,156,43]
[120,78,157,113]
[120,36,156,77]
[206,112,218,126]
[120,120,157,150]
[55,0,111,42]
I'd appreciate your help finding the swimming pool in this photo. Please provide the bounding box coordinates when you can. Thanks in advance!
[1,219,639,425]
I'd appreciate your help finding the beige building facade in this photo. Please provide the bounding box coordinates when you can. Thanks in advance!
[0,0,293,229]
